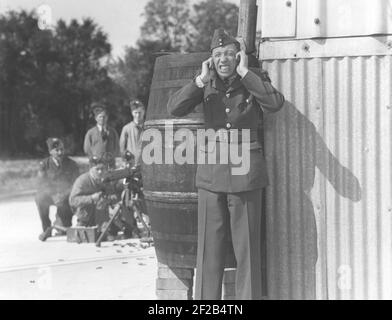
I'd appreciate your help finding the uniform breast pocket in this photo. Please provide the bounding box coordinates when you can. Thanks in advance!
[204,94,218,107]
[237,96,254,113]
[204,93,219,122]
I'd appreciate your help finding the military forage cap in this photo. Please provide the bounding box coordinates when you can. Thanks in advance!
[46,137,63,151]
[89,155,106,167]
[92,104,107,117]
[130,99,145,112]
[210,28,240,51]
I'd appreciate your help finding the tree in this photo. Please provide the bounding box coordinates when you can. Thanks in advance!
[140,0,191,52]
[111,0,239,109]
[112,0,189,107]
[50,18,116,151]
[189,0,239,52]
[0,10,56,156]
[112,39,172,106]
[0,10,127,156]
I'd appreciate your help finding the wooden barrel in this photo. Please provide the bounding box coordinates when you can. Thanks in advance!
[142,52,207,268]
[142,52,238,270]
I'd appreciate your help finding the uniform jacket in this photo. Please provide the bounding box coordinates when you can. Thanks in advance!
[167,68,285,193]
[37,156,79,201]
[119,121,143,164]
[83,126,119,159]
[69,171,120,225]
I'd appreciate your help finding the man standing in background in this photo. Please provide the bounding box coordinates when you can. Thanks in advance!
[83,104,119,168]
[119,100,145,166]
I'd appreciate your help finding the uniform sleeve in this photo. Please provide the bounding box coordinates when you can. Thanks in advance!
[112,129,120,157]
[55,160,80,202]
[83,130,92,157]
[69,160,80,184]
[37,160,50,191]
[167,80,204,117]
[130,125,140,158]
[119,126,128,156]
[241,69,285,113]
[69,177,94,208]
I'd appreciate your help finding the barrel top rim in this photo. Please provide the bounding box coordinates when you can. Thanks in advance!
[155,51,210,63]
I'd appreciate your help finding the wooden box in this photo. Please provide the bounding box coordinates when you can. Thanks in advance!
[66,226,99,243]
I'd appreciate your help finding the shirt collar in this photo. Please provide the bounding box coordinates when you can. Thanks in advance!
[132,121,144,130]
[51,157,60,167]
[211,71,241,93]
[97,124,107,132]
[224,73,238,85]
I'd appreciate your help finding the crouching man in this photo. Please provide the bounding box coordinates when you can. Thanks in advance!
[69,156,134,240]
[35,138,79,240]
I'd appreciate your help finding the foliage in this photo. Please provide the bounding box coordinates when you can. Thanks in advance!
[140,0,192,52]
[0,1,239,157]
[189,0,239,52]
[111,39,172,106]
[0,10,128,156]
[112,0,239,110]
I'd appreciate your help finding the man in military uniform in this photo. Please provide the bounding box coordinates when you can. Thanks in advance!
[83,104,119,168]
[35,138,79,240]
[69,156,135,239]
[119,100,145,166]
[167,28,285,300]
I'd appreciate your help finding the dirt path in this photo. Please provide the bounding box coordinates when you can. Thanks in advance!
[0,195,157,300]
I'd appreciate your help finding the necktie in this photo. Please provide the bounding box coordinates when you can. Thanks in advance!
[101,129,108,141]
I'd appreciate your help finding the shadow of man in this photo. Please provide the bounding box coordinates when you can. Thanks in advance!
[262,101,362,299]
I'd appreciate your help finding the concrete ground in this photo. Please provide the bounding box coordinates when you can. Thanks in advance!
[0,195,157,300]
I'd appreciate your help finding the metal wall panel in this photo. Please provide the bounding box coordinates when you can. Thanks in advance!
[261,55,392,299]
[258,0,392,39]
[262,58,327,299]
[322,56,392,300]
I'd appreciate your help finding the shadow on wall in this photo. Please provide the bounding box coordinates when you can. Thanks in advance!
[263,101,362,300]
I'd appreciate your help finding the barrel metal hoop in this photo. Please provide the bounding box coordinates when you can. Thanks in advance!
[151,79,195,89]
[144,119,204,129]
[152,231,197,243]
[143,190,198,203]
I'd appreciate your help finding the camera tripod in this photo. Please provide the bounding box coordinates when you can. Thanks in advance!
[95,168,152,247]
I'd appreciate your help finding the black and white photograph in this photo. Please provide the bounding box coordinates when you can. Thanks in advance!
[0,0,391,304]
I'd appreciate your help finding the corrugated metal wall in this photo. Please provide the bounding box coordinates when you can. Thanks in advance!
[262,55,392,299]
[258,0,392,39]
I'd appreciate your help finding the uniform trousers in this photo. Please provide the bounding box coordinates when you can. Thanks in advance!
[35,192,72,232]
[195,188,262,300]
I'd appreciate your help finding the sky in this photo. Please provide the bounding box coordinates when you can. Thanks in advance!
[0,0,240,59]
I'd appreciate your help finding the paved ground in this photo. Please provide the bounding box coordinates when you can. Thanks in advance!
[0,195,157,300]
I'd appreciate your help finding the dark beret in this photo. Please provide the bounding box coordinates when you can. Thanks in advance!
[89,152,114,167]
[89,155,106,167]
[46,137,63,151]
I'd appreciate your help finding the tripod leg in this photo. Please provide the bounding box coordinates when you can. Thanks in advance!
[134,201,151,238]
[95,204,121,247]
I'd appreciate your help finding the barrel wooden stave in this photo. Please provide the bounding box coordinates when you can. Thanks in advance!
[143,54,237,302]
[142,53,210,268]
